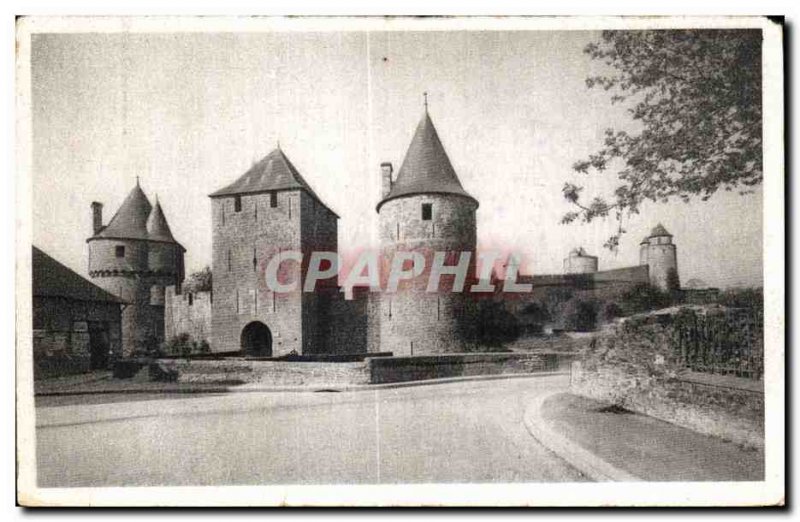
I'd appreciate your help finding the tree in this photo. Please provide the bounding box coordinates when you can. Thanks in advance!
[717,287,763,311]
[560,297,600,332]
[599,301,624,324]
[474,299,520,347]
[619,283,673,315]
[521,301,551,323]
[562,30,762,250]
[185,266,212,293]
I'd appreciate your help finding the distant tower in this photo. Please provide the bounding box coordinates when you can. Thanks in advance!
[642,223,680,291]
[377,104,479,355]
[87,182,185,356]
[208,148,338,356]
[563,247,598,274]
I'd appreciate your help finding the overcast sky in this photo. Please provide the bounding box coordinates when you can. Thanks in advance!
[31,30,763,289]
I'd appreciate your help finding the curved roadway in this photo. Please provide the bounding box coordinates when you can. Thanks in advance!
[35,374,586,487]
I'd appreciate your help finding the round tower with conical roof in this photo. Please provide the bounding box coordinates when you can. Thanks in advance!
[642,223,680,291]
[87,181,185,357]
[377,107,478,355]
[563,247,598,274]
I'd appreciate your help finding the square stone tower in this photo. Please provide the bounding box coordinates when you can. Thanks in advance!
[208,147,338,356]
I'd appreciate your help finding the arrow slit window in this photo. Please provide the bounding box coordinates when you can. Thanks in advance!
[422,203,432,221]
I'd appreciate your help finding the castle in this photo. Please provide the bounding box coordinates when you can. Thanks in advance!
[93,108,679,358]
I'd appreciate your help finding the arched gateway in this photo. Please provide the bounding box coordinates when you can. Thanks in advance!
[241,321,272,356]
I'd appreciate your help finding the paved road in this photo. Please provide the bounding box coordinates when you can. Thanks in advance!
[35,375,586,487]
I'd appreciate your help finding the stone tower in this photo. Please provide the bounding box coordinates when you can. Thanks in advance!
[87,181,185,356]
[377,109,478,355]
[563,247,598,274]
[640,223,680,291]
[209,147,338,356]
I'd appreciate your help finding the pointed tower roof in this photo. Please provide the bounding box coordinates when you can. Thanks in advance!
[377,112,478,211]
[146,199,177,243]
[648,223,673,238]
[569,247,593,257]
[92,182,152,241]
[209,148,337,216]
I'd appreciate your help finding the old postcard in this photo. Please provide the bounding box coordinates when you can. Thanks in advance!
[15,15,784,507]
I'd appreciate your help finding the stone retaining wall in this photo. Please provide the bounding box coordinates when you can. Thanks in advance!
[152,352,564,387]
[366,352,559,384]
[154,358,370,386]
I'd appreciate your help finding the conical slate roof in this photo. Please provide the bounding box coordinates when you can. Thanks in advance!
[569,247,594,257]
[209,148,337,216]
[648,223,673,238]
[92,183,152,241]
[88,182,184,248]
[377,112,477,211]
[146,199,177,243]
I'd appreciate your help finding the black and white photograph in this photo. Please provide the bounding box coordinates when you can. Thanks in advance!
[14,15,785,507]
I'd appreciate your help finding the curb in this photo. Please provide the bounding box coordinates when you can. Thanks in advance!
[523,391,641,482]
[35,370,568,397]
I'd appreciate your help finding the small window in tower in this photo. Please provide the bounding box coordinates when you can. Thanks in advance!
[422,203,432,221]
[234,195,242,213]
[270,192,278,208]
[115,245,125,258]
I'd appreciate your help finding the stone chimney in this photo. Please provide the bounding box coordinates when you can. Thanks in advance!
[381,162,393,198]
[91,201,103,234]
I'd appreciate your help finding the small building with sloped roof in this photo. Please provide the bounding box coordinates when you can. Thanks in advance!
[33,246,125,377]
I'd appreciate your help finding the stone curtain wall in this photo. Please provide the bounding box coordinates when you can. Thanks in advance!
[503,265,651,328]
[300,192,339,354]
[164,286,212,344]
[320,289,370,355]
[583,265,650,301]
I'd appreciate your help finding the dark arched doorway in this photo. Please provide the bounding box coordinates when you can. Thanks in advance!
[241,321,272,356]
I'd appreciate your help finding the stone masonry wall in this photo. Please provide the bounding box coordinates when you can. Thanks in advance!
[647,242,679,291]
[211,190,302,354]
[32,296,122,377]
[211,189,339,355]
[165,286,212,343]
[367,352,558,384]
[300,192,338,354]
[156,359,370,386]
[88,237,181,355]
[378,194,478,355]
[319,286,382,355]
[152,352,562,387]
